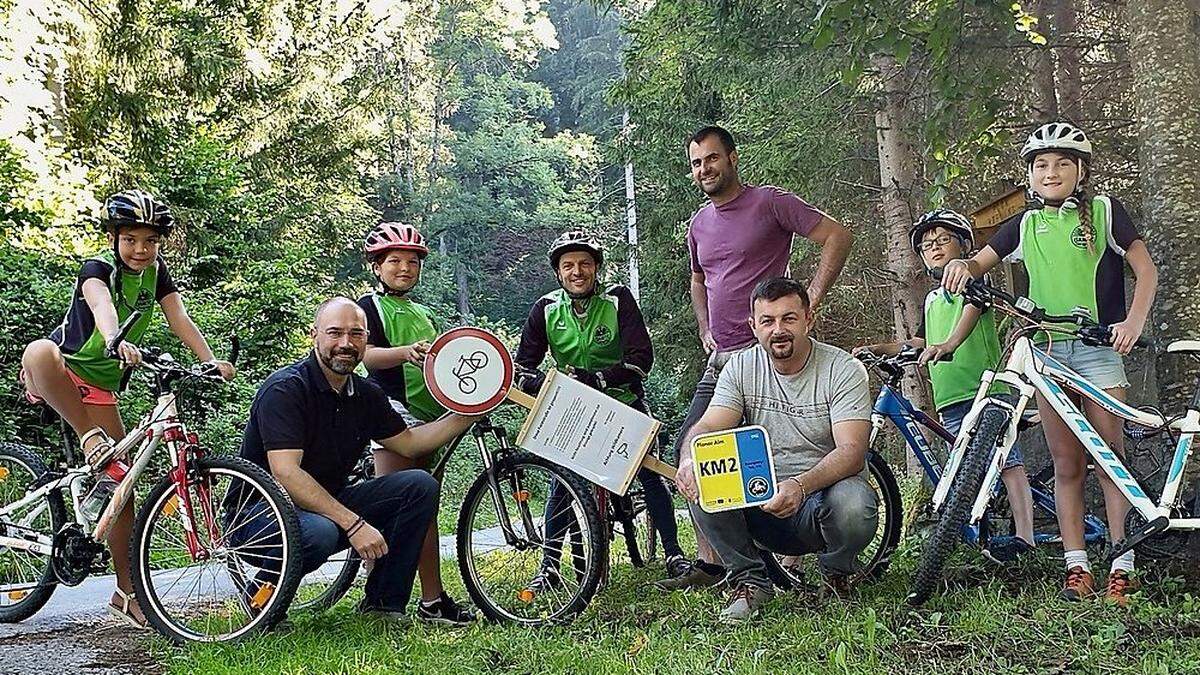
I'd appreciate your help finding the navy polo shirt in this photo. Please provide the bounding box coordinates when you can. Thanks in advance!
[240,352,408,494]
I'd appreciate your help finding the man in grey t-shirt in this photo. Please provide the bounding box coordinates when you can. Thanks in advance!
[666,277,877,623]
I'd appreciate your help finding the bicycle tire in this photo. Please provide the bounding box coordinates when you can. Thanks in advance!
[0,443,67,623]
[131,456,302,644]
[290,549,361,613]
[761,451,903,589]
[908,404,1008,606]
[456,452,606,624]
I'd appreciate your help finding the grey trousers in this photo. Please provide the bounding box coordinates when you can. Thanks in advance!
[690,475,879,589]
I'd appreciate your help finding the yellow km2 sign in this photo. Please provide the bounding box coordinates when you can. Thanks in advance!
[691,425,778,514]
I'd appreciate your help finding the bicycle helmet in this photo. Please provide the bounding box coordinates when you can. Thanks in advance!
[908,209,975,254]
[1020,122,1092,164]
[101,189,175,236]
[364,222,429,260]
[548,230,603,270]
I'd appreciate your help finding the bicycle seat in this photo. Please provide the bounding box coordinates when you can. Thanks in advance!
[1166,340,1200,355]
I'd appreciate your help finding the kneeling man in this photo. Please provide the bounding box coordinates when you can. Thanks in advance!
[672,278,878,622]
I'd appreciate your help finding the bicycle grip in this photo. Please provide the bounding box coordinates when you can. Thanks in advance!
[104,311,143,359]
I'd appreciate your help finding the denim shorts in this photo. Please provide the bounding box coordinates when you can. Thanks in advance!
[370,398,424,450]
[1041,338,1129,390]
[939,399,1024,469]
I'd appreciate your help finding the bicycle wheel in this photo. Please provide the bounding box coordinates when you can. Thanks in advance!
[456,452,605,624]
[291,548,360,613]
[0,443,67,623]
[907,404,1008,606]
[132,456,302,643]
[761,451,903,589]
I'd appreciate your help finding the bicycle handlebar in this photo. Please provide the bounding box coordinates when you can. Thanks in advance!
[929,266,1152,350]
[104,311,143,359]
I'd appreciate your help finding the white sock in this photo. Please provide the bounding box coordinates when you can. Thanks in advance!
[1064,549,1091,573]
[1110,550,1135,574]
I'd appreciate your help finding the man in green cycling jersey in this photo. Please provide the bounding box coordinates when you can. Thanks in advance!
[514,231,690,589]
[355,222,475,626]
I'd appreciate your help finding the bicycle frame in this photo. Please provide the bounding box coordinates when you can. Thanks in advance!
[870,378,1104,546]
[934,335,1200,536]
[0,391,202,563]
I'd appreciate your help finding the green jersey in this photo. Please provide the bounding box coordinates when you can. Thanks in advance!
[920,287,1007,411]
[987,195,1141,331]
[49,250,177,391]
[358,293,446,423]
[514,286,653,407]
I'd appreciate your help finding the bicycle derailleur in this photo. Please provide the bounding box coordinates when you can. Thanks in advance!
[51,524,109,586]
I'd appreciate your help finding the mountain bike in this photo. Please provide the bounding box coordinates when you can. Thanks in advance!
[0,314,302,643]
[292,413,655,625]
[855,347,1106,552]
[907,273,1197,606]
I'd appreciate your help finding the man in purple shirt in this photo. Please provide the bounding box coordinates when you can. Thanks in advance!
[659,125,852,588]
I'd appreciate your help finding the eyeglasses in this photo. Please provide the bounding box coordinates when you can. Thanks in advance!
[918,235,956,252]
[323,328,368,341]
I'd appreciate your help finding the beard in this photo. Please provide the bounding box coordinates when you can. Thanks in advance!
[765,332,795,360]
[319,345,361,375]
[699,172,730,196]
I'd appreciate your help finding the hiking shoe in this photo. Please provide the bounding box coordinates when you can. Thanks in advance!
[1103,570,1137,607]
[817,572,853,601]
[718,584,774,623]
[664,554,693,579]
[1060,566,1095,602]
[983,537,1034,564]
[653,561,725,591]
[357,600,411,621]
[418,592,477,626]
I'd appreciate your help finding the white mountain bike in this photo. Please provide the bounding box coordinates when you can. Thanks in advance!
[907,272,1200,605]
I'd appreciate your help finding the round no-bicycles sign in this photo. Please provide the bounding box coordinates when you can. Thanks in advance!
[423,327,514,415]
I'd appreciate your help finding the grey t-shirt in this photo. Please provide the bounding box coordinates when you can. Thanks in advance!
[710,340,872,479]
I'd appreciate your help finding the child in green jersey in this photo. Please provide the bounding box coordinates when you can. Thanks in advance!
[941,123,1158,605]
[20,189,235,627]
[356,221,475,626]
[857,209,1035,562]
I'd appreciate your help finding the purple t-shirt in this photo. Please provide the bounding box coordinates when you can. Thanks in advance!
[687,185,824,350]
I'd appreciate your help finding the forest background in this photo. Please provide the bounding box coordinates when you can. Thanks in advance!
[2,0,1199,477]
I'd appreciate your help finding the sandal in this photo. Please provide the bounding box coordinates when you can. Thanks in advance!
[107,587,148,629]
[80,427,116,471]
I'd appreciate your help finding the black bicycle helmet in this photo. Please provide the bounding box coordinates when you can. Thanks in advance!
[101,189,175,236]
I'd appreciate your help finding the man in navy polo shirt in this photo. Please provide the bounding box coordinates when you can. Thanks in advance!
[239,297,478,618]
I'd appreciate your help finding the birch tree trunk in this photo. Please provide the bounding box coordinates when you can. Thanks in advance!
[1028,0,1059,122]
[1053,0,1083,121]
[1128,1,1200,410]
[874,53,932,477]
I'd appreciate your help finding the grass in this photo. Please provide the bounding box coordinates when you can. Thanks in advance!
[151,521,1200,674]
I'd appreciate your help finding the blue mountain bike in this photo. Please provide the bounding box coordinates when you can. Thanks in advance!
[855,347,1107,554]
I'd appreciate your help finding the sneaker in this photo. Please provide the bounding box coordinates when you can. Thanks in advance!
[664,554,693,579]
[523,566,564,595]
[417,592,477,626]
[1060,566,1095,602]
[718,584,774,623]
[1103,570,1137,607]
[983,537,1034,564]
[653,561,725,591]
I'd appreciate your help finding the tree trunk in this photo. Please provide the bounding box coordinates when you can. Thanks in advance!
[1053,0,1083,121]
[1128,1,1200,411]
[1028,0,1059,122]
[453,237,472,319]
[874,53,932,477]
[622,110,640,300]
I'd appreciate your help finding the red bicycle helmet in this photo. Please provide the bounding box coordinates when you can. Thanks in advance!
[364,222,429,260]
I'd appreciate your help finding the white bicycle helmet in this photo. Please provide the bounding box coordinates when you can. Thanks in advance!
[908,209,975,254]
[1020,122,1092,163]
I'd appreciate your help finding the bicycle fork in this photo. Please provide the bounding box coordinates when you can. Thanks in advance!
[475,425,543,549]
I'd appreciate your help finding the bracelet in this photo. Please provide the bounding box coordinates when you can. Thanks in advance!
[345,517,365,537]
[787,476,808,503]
